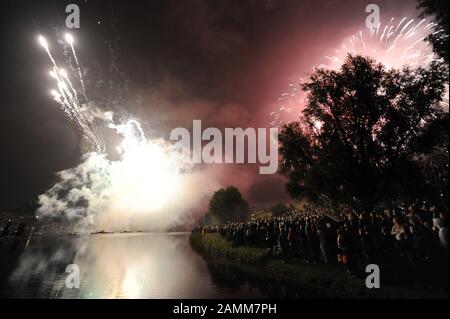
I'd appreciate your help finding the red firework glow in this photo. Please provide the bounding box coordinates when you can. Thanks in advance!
[271,16,448,128]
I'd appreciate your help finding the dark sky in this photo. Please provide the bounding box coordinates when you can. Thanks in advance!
[0,0,421,211]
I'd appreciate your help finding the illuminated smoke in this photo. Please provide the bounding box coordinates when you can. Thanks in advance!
[36,34,220,232]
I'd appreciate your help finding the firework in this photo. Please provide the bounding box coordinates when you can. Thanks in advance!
[38,35,56,67]
[38,35,105,153]
[65,33,88,101]
[326,17,436,69]
[271,17,448,128]
[36,33,214,230]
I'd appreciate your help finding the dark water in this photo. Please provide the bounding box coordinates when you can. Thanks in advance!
[0,233,271,299]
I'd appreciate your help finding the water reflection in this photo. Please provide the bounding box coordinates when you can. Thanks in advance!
[206,261,325,299]
[0,233,265,299]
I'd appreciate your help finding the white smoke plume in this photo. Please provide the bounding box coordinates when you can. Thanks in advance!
[37,109,220,232]
[36,34,221,232]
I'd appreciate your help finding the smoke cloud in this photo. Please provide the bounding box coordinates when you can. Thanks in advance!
[37,108,221,233]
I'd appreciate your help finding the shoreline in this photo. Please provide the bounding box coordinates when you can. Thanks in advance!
[190,233,448,299]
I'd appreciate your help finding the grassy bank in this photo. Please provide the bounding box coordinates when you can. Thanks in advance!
[190,233,270,264]
[190,233,448,299]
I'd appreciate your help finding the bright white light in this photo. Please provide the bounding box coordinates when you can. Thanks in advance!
[314,120,323,130]
[59,69,68,77]
[38,56,217,231]
[111,140,181,212]
[65,33,74,45]
[121,269,143,298]
[98,120,184,214]
[49,70,57,78]
[38,35,48,49]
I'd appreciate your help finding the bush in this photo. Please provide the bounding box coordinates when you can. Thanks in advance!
[190,233,269,264]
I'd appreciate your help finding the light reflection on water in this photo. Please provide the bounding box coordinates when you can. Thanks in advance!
[0,233,264,299]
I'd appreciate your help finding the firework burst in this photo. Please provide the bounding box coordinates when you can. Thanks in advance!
[271,17,448,128]
[36,33,220,231]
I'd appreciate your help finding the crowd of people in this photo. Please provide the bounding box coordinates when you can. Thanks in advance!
[192,203,448,278]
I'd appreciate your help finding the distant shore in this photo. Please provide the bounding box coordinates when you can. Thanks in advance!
[190,233,448,299]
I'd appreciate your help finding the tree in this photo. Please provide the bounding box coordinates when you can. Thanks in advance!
[279,55,447,211]
[205,186,249,224]
[417,0,449,65]
[414,112,449,208]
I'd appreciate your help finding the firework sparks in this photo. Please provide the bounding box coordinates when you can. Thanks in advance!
[39,34,105,153]
[36,33,219,231]
[271,17,448,128]
[65,33,88,101]
[38,35,57,67]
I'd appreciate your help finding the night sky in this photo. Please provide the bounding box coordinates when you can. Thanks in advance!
[0,0,421,211]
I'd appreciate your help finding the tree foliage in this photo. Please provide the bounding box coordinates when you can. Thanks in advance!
[270,202,290,217]
[417,0,449,64]
[279,55,448,210]
[205,186,250,224]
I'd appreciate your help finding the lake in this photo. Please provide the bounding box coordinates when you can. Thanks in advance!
[0,232,270,299]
